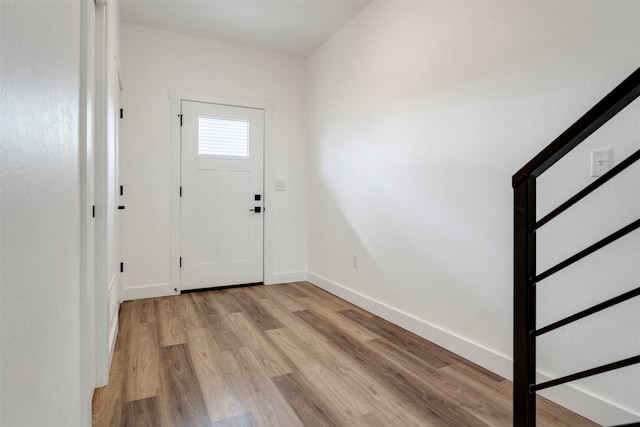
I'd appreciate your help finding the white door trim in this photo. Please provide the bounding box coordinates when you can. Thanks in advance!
[94,0,120,387]
[169,88,275,292]
[93,0,109,388]
[80,0,96,423]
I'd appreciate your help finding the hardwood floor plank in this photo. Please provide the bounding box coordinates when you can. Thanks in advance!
[159,344,212,427]
[303,333,437,427]
[215,289,245,314]
[537,395,601,427]
[295,297,380,342]
[351,410,418,427]
[156,296,187,347]
[225,311,264,348]
[124,321,160,402]
[271,372,343,427]
[195,296,243,351]
[220,347,304,427]
[114,302,133,352]
[263,285,306,311]
[95,282,601,427]
[340,308,463,368]
[230,292,284,331]
[442,363,599,426]
[365,337,440,378]
[275,282,309,298]
[121,397,159,427]
[132,298,156,325]
[441,361,512,399]
[289,282,354,312]
[190,291,208,304]
[211,413,258,427]
[92,350,125,427]
[250,291,329,347]
[295,309,490,427]
[178,294,206,331]
[226,311,294,377]
[242,285,272,300]
[186,328,247,423]
[366,338,512,426]
[266,328,375,419]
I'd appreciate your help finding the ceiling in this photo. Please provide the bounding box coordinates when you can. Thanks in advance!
[119,0,373,56]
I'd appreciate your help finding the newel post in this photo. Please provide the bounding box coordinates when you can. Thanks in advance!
[513,176,537,427]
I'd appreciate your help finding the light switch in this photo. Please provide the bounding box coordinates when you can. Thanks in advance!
[275,180,286,191]
[591,149,612,177]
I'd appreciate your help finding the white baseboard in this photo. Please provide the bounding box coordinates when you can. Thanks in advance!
[108,276,120,357]
[121,271,307,301]
[121,282,178,301]
[266,271,308,285]
[108,320,118,363]
[536,379,640,426]
[307,272,639,426]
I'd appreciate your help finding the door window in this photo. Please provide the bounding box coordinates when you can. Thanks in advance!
[198,116,249,158]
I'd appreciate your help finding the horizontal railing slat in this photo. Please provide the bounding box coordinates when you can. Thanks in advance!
[534,148,640,231]
[534,218,640,284]
[533,355,640,392]
[534,286,640,337]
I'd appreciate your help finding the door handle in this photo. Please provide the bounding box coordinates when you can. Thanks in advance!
[249,207,262,213]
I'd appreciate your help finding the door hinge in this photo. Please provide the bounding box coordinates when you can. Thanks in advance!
[180,186,182,197]
[178,114,183,126]
[92,205,95,218]
[120,262,124,273]
[179,257,182,268]
[119,108,123,119]
[120,185,124,196]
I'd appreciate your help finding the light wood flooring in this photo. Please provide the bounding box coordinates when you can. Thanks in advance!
[92,282,599,426]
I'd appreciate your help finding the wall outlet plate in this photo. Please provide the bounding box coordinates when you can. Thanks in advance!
[591,149,612,177]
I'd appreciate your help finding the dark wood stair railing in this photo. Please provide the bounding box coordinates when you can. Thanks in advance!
[512,66,640,427]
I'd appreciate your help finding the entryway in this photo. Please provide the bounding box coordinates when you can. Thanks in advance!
[179,100,265,290]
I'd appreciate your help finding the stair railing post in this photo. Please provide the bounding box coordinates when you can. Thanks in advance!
[513,175,537,426]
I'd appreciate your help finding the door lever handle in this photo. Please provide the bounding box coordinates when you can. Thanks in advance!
[249,207,262,213]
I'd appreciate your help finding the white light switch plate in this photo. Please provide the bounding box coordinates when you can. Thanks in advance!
[591,149,612,177]
[275,180,286,191]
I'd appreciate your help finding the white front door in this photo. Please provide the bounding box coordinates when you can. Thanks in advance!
[180,100,264,290]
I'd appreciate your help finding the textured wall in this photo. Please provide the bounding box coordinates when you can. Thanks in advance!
[0,1,83,425]
[307,1,639,423]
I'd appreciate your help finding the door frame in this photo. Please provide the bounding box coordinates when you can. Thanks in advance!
[94,0,120,387]
[80,0,96,422]
[169,89,275,292]
[94,0,108,387]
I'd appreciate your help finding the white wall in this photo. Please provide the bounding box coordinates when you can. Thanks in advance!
[307,1,639,424]
[119,24,308,297]
[0,0,84,425]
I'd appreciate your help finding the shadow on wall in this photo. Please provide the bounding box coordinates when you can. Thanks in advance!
[310,135,512,357]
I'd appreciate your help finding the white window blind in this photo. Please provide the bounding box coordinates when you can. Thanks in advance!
[198,116,249,157]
